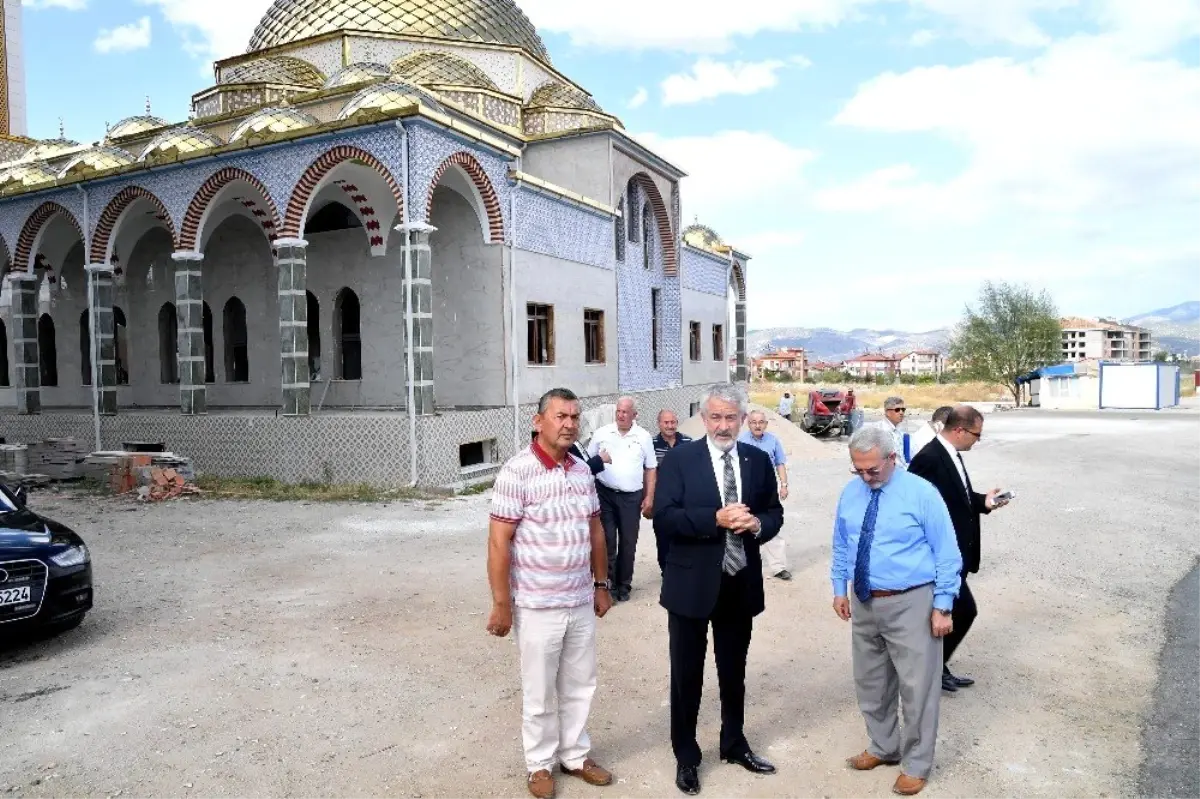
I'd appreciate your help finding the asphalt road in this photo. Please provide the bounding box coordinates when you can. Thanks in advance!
[1137,562,1200,798]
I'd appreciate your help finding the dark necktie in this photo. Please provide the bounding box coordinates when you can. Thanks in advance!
[721,452,746,575]
[956,453,974,497]
[853,489,882,603]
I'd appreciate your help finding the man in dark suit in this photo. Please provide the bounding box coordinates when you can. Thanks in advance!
[908,405,1009,692]
[653,383,785,795]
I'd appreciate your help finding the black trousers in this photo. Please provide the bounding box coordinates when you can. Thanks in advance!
[668,574,753,767]
[597,484,643,591]
[944,577,977,665]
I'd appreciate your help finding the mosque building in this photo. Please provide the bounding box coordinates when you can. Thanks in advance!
[0,0,751,488]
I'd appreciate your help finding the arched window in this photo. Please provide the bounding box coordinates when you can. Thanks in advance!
[79,309,91,385]
[0,319,9,387]
[642,203,654,270]
[202,302,215,384]
[223,296,249,383]
[158,303,179,384]
[37,314,57,387]
[334,288,362,380]
[307,291,321,380]
[615,199,626,263]
[627,183,639,242]
[113,307,129,385]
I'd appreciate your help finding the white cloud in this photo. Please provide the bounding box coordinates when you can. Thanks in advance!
[662,57,800,105]
[94,16,152,54]
[23,0,87,9]
[139,0,273,64]
[909,29,938,46]
[627,87,648,109]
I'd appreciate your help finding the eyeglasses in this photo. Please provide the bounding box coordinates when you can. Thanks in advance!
[850,454,895,477]
[889,407,907,414]
[963,427,982,439]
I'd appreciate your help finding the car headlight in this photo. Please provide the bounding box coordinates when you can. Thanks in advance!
[50,545,89,567]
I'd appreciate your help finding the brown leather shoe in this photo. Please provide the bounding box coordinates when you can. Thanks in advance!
[562,758,613,786]
[893,774,927,795]
[846,751,901,770]
[528,769,555,799]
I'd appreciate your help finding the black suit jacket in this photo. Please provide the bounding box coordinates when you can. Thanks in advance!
[909,439,990,574]
[653,439,784,619]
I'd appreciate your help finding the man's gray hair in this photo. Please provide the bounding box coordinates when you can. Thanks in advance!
[537,387,579,415]
[700,383,748,415]
[884,396,906,410]
[849,424,896,457]
[617,395,637,409]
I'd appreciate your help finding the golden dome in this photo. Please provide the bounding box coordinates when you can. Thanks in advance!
[223,56,325,89]
[20,137,83,163]
[139,127,225,162]
[338,81,443,121]
[58,146,136,180]
[683,224,726,253]
[229,107,320,142]
[247,0,551,63]
[0,161,58,193]
[324,62,391,90]
[391,51,499,91]
[528,82,602,112]
[106,115,170,141]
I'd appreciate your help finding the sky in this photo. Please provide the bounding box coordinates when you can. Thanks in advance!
[18,0,1200,332]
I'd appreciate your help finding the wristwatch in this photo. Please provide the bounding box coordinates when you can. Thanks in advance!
[594,580,611,590]
[934,609,952,617]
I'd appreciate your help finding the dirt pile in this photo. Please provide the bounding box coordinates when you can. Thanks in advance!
[678,403,843,462]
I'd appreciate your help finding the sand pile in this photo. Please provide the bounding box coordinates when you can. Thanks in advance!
[678,403,843,462]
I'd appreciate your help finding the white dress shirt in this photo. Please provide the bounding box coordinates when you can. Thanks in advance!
[706,436,743,503]
[876,418,908,467]
[909,422,939,458]
[936,433,969,492]
[588,423,656,492]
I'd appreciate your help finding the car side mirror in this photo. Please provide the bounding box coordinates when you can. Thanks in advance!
[13,485,28,507]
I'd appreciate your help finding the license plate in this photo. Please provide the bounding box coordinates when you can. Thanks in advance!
[0,586,31,606]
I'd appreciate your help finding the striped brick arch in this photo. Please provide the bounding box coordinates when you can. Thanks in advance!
[283,145,404,255]
[90,186,176,264]
[179,167,280,251]
[426,152,505,243]
[14,201,84,272]
[731,261,747,302]
[628,173,677,276]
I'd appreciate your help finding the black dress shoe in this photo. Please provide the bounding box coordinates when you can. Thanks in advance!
[945,668,975,687]
[724,751,777,775]
[941,673,959,692]
[676,764,701,795]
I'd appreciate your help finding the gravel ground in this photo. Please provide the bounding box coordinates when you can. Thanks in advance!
[1,409,1197,798]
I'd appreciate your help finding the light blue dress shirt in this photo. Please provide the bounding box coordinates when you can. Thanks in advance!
[737,430,787,467]
[831,468,962,611]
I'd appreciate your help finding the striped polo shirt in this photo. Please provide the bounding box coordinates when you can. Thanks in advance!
[489,441,601,610]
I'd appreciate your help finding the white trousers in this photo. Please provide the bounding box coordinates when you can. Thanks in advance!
[761,534,788,573]
[514,603,597,773]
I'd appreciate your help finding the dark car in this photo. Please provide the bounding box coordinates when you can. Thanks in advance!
[0,483,93,635]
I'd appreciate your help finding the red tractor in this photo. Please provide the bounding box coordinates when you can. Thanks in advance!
[800,389,849,436]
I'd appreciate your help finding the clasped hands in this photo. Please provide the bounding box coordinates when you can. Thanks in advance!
[716,503,759,535]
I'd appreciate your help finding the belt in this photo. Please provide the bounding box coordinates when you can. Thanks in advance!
[598,483,642,495]
[870,582,932,598]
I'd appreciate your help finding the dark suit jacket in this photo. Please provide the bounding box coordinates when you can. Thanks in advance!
[909,439,990,574]
[569,442,605,476]
[653,439,784,619]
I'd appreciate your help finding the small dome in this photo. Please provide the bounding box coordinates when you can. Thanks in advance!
[20,137,84,163]
[528,82,602,113]
[391,51,499,91]
[324,62,391,90]
[338,81,443,121]
[223,56,325,89]
[139,127,225,162]
[683,224,725,253]
[58,146,136,180]
[0,161,58,193]
[106,115,170,141]
[229,107,320,142]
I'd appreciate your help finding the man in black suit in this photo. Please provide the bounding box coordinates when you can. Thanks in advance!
[653,383,785,795]
[908,405,1009,692]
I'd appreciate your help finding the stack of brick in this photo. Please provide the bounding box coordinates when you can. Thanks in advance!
[29,438,87,481]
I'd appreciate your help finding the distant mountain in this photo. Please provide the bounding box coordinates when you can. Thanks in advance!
[1124,301,1200,352]
[748,327,950,362]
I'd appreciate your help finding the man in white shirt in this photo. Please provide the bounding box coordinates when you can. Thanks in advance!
[908,406,953,458]
[777,392,795,421]
[875,396,909,467]
[588,396,658,602]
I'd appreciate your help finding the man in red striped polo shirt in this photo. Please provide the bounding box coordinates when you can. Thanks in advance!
[487,387,615,799]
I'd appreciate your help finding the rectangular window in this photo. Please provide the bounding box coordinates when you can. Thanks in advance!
[584,309,605,364]
[651,289,661,370]
[527,303,555,365]
[689,321,702,361]
[713,324,725,361]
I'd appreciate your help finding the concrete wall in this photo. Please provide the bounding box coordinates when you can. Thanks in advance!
[523,136,613,205]
[681,288,729,386]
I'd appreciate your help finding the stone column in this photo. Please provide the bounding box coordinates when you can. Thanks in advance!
[398,224,436,415]
[8,272,39,414]
[171,252,206,415]
[84,264,119,416]
[734,300,748,383]
[275,238,310,416]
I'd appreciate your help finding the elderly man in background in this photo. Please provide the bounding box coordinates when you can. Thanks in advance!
[588,396,658,602]
[737,410,793,581]
[908,406,953,457]
[777,391,795,421]
[831,426,961,797]
[488,388,615,799]
[652,409,694,574]
[876,396,909,466]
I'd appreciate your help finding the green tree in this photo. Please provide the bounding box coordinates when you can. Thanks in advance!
[949,281,1062,403]
[1153,350,1170,362]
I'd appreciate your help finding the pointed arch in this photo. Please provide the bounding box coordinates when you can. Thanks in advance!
[15,202,84,273]
[179,167,281,251]
[91,186,177,264]
[283,145,404,255]
[731,260,747,302]
[626,173,677,276]
[425,151,505,243]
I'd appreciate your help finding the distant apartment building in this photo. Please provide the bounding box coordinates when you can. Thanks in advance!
[807,360,840,379]
[898,349,945,376]
[1060,317,1153,362]
[754,347,807,380]
[843,353,900,378]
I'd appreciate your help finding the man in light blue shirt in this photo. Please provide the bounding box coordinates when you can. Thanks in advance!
[830,425,961,797]
[738,411,791,581]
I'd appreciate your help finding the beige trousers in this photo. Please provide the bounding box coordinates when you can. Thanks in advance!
[513,603,597,773]
[761,534,789,573]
